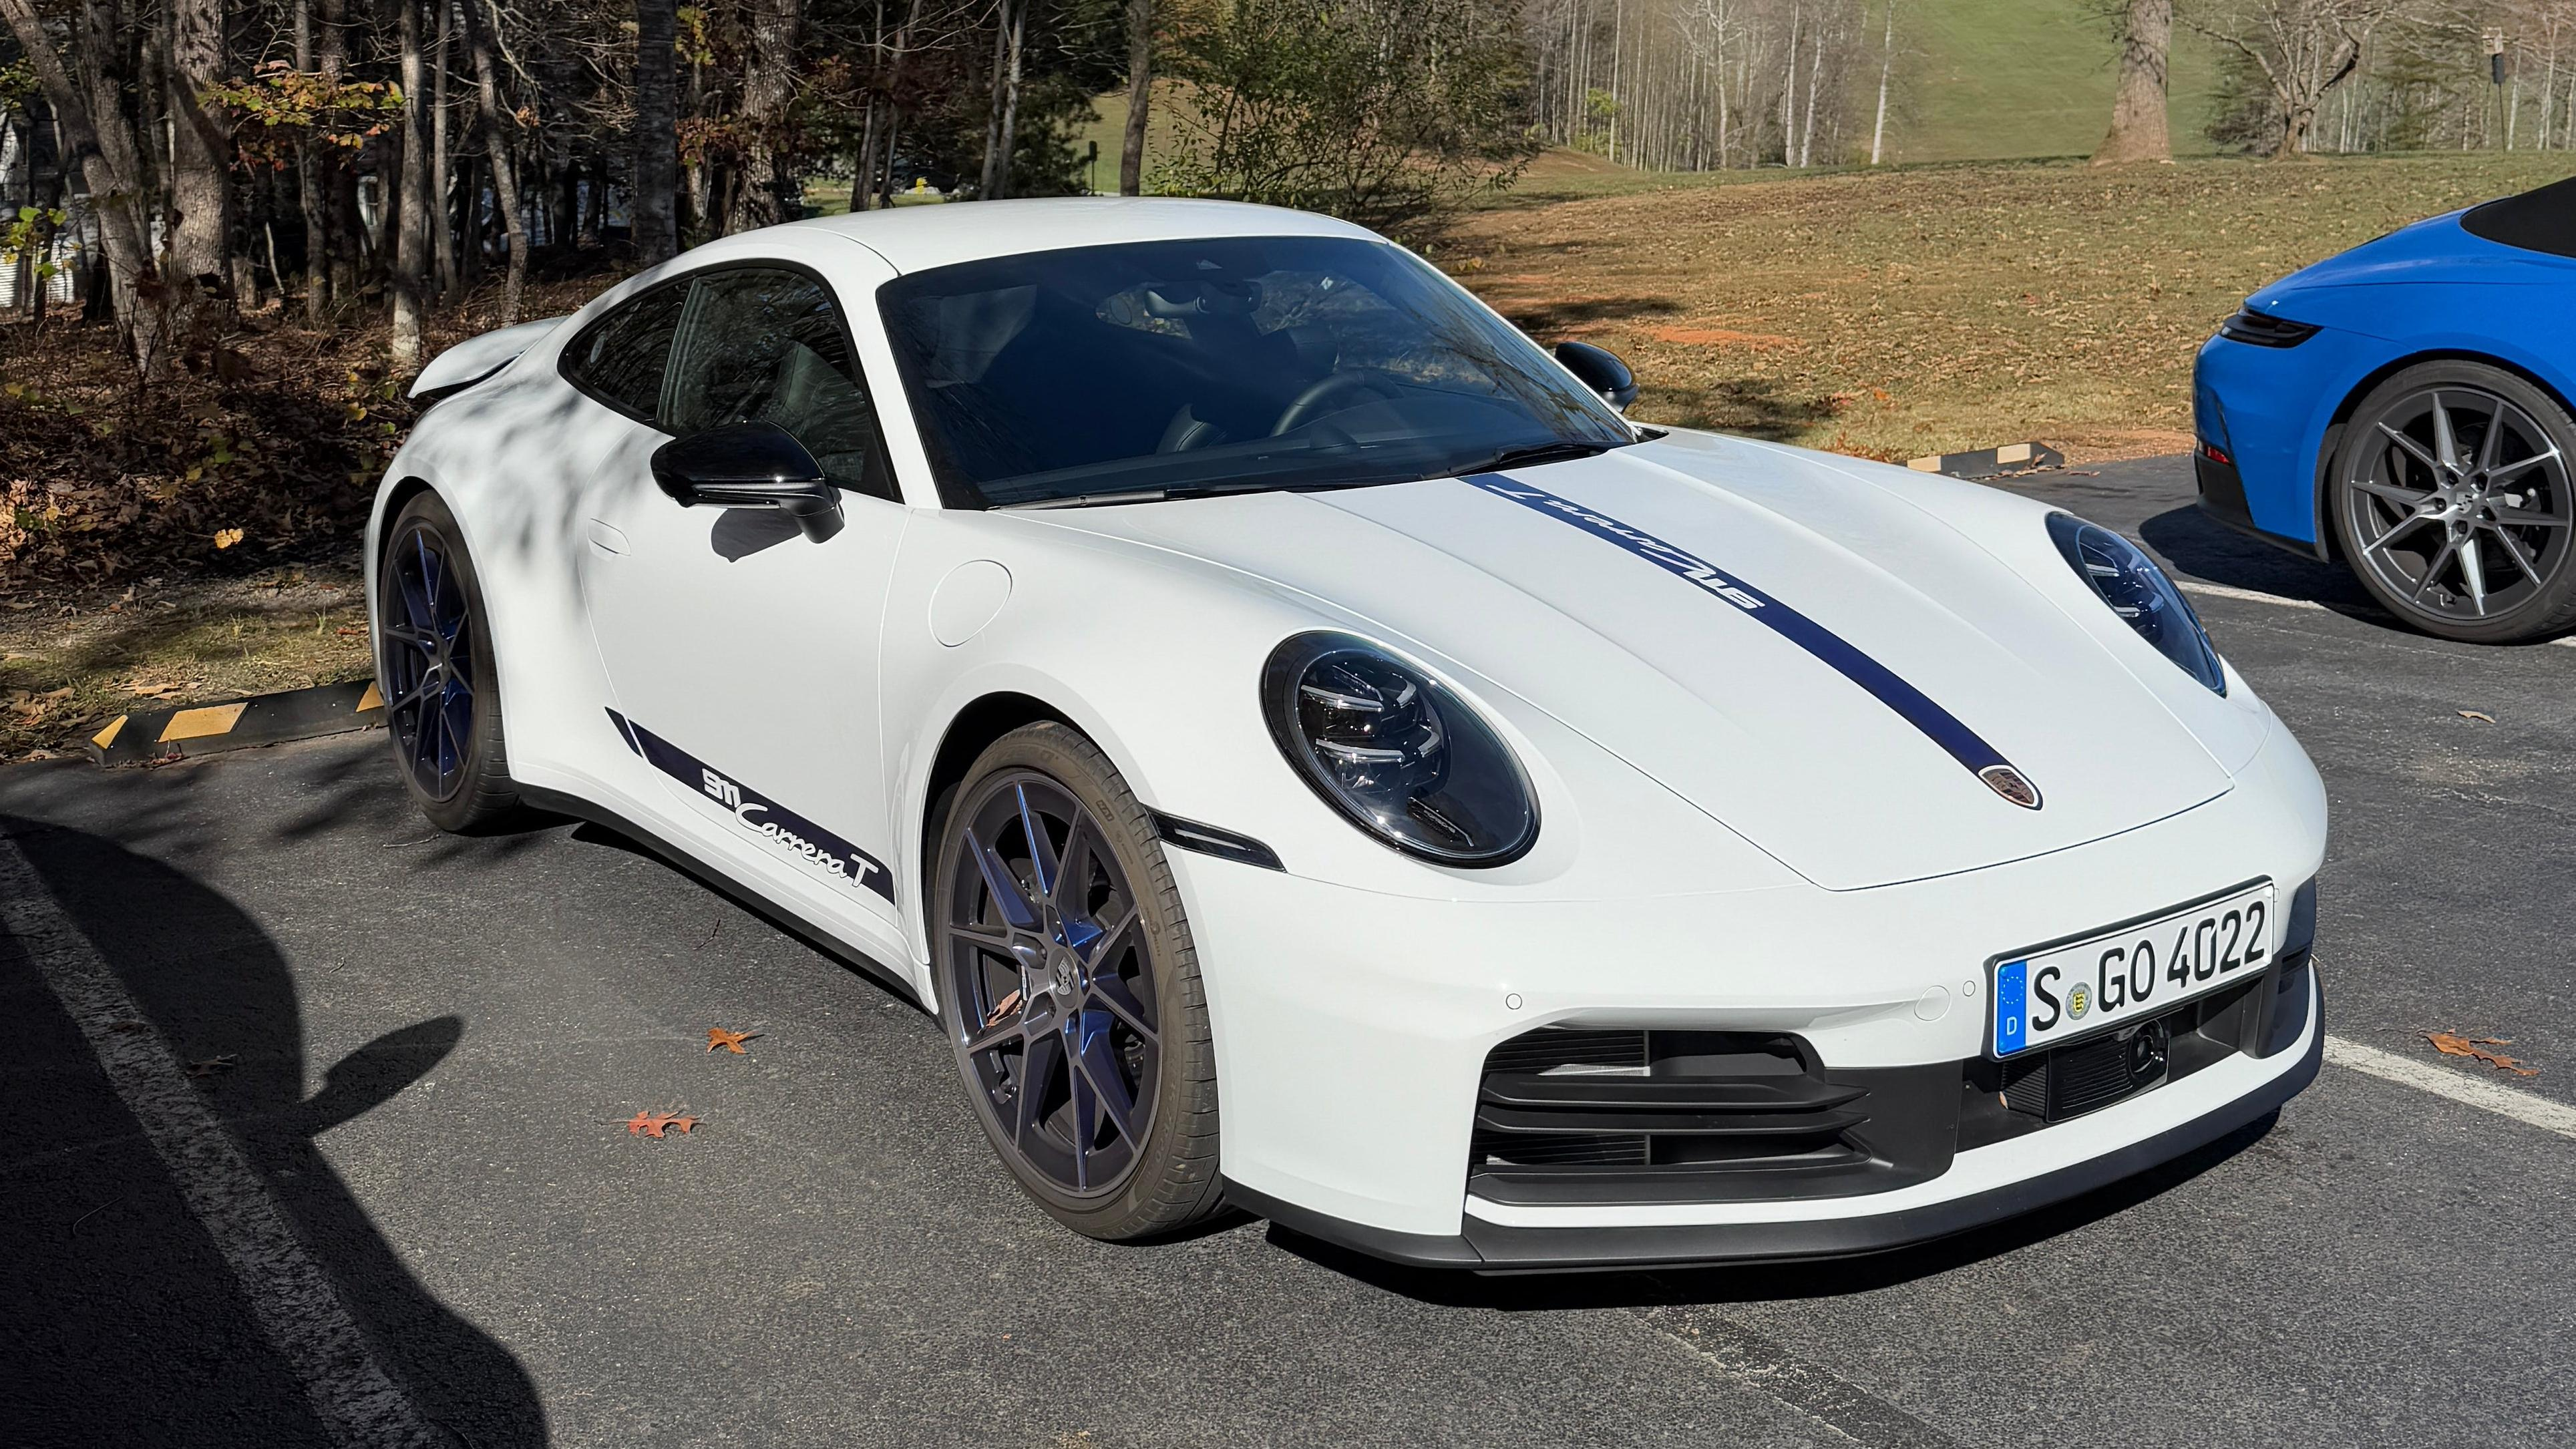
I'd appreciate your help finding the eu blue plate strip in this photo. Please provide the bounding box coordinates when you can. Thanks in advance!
[1994,959,2029,1055]
[1463,473,2016,780]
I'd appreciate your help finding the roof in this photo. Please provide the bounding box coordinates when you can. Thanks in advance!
[787,197,1380,274]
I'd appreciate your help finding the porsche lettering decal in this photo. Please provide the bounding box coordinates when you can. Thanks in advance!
[1463,473,2038,805]
[606,709,899,899]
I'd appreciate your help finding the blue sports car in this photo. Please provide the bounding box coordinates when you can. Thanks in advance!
[2194,174,2576,642]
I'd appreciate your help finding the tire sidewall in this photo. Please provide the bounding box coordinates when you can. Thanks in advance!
[377,491,512,831]
[931,722,1217,1238]
[2330,361,2576,643]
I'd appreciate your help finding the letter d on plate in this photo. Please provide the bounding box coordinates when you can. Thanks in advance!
[1994,959,2028,1056]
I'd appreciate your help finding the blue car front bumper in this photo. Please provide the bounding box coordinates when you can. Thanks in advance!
[2191,325,2382,560]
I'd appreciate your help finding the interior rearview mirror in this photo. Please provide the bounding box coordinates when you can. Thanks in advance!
[1553,341,1640,413]
[650,421,843,543]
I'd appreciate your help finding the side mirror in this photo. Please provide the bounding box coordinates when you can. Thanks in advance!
[1553,341,1639,413]
[650,421,843,543]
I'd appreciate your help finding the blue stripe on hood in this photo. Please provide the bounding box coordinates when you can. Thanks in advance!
[1463,472,2022,785]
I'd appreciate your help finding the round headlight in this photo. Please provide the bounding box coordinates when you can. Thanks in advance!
[2046,513,2226,694]
[1262,633,1538,866]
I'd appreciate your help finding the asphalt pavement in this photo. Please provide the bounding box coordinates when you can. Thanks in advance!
[3,455,2571,1448]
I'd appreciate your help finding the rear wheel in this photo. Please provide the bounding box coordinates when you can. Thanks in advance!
[2329,361,2576,643]
[931,723,1223,1241]
[376,491,522,831]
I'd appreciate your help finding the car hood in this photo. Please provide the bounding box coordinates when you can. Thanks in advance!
[1033,437,2235,889]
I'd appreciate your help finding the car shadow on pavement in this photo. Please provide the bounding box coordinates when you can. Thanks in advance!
[2133,505,2383,618]
[1269,1110,2281,1312]
[0,814,546,1448]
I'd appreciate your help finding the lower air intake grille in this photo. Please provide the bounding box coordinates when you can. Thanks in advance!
[1467,1026,1958,1207]
[2001,1018,2171,1122]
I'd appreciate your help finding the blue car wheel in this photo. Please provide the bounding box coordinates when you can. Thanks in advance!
[2327,361,2576,643]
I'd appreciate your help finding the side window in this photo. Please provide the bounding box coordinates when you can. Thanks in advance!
[561,282,687,421]
[664,267,894,501]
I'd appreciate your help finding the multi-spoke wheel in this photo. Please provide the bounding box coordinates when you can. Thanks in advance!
[375,492,521,831]
[2331,362,2576,643]
[934,723,1222,1239]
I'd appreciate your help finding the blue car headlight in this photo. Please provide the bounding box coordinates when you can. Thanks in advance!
[1262,632,1538,866]
[2046,513,2227,695]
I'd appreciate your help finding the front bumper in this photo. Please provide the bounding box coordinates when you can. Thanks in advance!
[1172,716,2329,1263]
[1226,970,2320,1270]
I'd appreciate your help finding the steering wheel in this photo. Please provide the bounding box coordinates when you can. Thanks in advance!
[1270,369,1399,438]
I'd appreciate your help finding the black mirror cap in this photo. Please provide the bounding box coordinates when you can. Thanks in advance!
[650,421,842,542]
[651,420,827,499]
[1553,340,1639,412]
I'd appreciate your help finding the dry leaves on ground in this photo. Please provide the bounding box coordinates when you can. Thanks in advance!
[2424,1031,2540,1076]
[705,1027,758,1054]
[625,1110,701,1138]
[2458,710,2497,724]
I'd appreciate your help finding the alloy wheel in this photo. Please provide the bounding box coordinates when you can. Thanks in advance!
[379,525,478,802]
[942,773,1161,1198]
[2342,385,2573,626]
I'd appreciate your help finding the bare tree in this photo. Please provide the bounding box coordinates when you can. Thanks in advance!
[391,0,429,367]
[2189,0,2400,155]
[726,0,804,230]
[2094,0,2175,163]
[0,0,172,369]
[166,0,234,336]
[1121,0,1151,194]
[633,0,679,260]
[466,0,528,319]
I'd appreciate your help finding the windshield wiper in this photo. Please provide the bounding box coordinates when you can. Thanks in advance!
[1004,480,1306,510]
[1453,439,1625,475]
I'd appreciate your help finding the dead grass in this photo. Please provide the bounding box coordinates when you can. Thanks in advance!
[0,559,373,759]
[1445,153,2575,462]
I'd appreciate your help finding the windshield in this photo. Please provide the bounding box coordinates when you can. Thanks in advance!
[876,235,1636,507]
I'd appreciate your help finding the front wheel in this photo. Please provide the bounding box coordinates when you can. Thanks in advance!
[932,723,1224,1241]
[2328,361,2576,643]
[375,491,522,831]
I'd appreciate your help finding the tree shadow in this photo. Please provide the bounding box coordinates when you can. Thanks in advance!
[0,814,546,1447]
[1497,293,1686,336]
[1262,1110,2281,1312]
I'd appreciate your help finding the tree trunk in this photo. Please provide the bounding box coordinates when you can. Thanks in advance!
[632,0,679,261]
[990,0,1027,200]
[321,0,359,308]
[431,0,457,297]
[2092,0,2173,164]
[391,0,429,367]
[1870,0,1894,164]
[725,0,802,232]
[0,0,173,371]
[166,0,232,342]
[1119,0,1150,194]
[293,0,329,321]
[978,0,1011,196]
[465,0,527,321]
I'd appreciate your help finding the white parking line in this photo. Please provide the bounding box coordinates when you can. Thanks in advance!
[2324,1035,2576,1139]
[0,830,447,1448]
[2177,578,2576,646]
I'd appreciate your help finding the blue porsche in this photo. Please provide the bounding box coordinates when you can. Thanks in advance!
[2193,174,2576,642]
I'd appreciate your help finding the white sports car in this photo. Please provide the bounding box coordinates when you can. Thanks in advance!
[373,199,2325,1270]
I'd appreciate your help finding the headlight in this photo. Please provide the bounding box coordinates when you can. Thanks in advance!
[2046,513,2226,694]
[1262,632,1538,866]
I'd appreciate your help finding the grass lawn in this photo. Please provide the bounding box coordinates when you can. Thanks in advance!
[1444,152,2574,463]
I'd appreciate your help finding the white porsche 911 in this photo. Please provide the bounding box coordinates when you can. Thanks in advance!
[373,198,2325,1270]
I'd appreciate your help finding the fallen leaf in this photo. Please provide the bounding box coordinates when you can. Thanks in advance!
[188,1054,237,1077]
[705,1026,757,1054]
[625,1109,699,1138]
[2424,1031,2539,1076]
[212,527,244,550]
[2458,710,2496,724]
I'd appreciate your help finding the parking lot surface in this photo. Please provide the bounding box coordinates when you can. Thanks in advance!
[4,455,2571,1448]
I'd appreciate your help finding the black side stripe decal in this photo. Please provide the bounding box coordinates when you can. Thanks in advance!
[606,708,897,901]
[1462,473,2018,782]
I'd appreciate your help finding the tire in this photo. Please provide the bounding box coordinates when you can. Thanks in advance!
[2327,361,2576,644]
[930,722,1224,1241]
[375,491,524,832]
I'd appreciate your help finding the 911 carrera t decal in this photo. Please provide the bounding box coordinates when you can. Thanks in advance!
[1463,473,2033,797]
[606,708,897,900]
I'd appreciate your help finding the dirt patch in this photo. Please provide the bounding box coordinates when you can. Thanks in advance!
[1646,327,1801,351]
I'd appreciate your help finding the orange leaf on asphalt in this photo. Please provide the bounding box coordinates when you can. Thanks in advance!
[2424,1031,2539,1076]
[626,1109,698,1138]
[705,1027,757,1054]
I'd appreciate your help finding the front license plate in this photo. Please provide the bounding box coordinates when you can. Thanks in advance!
[1992,882,2276,1058]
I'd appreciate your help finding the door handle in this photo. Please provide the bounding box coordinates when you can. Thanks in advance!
[586,519,629,556]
